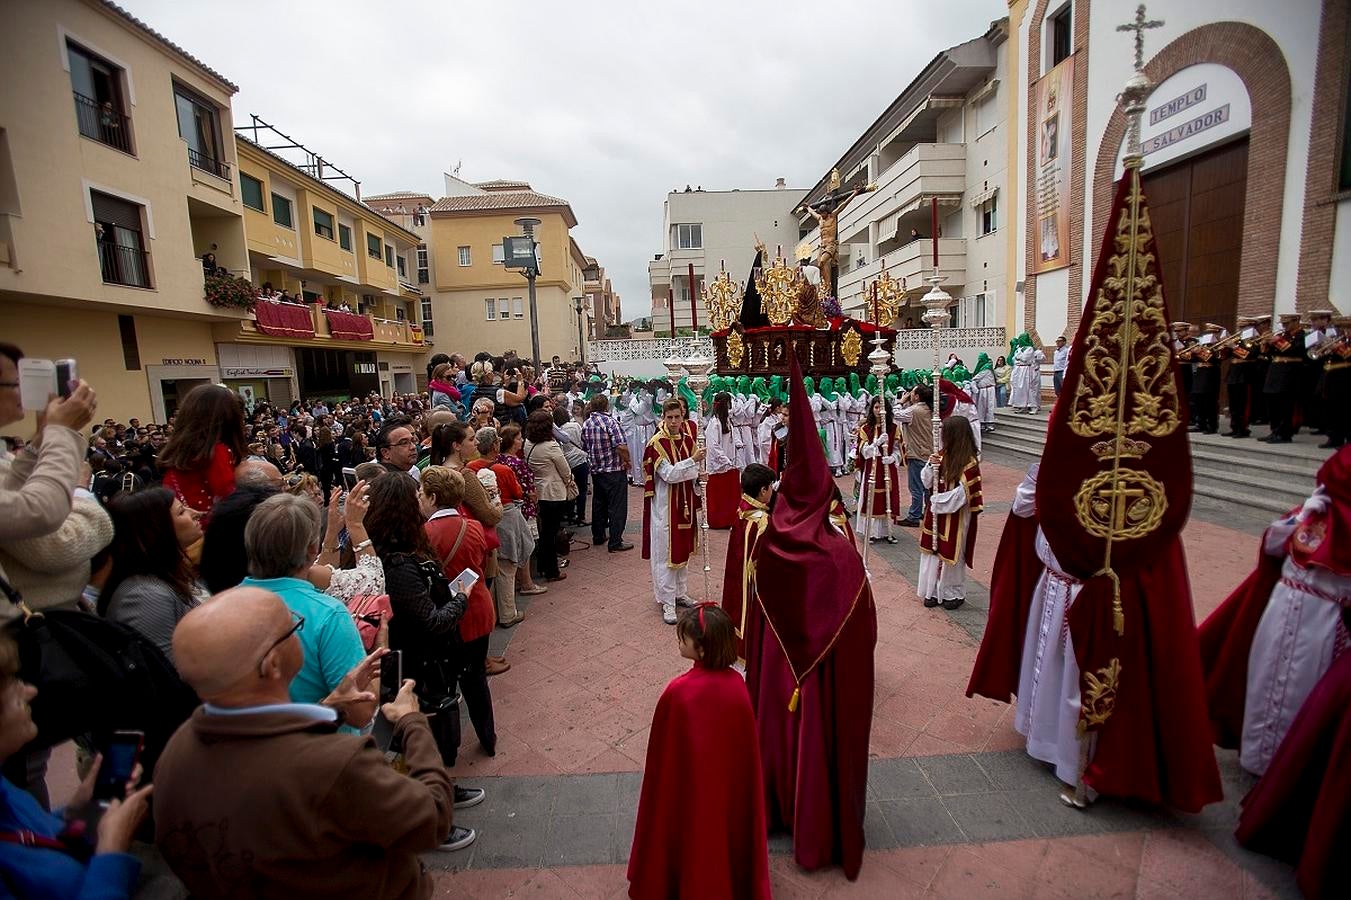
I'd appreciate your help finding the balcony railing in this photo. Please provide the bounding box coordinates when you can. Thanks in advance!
[97,240,151,288]
[72,92,132,154]
[187,146,230,180]
[837,237,966,310]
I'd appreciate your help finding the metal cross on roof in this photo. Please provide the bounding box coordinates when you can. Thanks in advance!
[1117,4,1164,72]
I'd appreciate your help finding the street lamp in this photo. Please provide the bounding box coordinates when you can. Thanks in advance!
[506,217,542,364]
[573,296,586,366]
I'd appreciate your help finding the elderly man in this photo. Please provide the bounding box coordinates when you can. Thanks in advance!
[238,494,366,718]
[376,421,420,482]
[155,588,466,897]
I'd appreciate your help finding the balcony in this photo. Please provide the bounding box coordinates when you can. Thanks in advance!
[372,316,424,346]
[97,240,151,288]
[836,143,966,246]
[73,92,132,154]
[188,146,230,181]
[230,303,423,351]
[836,237,966,313]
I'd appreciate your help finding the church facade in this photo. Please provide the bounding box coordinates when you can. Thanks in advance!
[1007,0,1349,346]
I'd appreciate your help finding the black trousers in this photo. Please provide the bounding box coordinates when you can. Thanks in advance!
[591,470,630,549]
[1266,389,1295,439]
[536,499,569,577]
[569,462,589,522]
[455,634,495,755]
[1190,389,1219,433]
[1226,381,1251,434]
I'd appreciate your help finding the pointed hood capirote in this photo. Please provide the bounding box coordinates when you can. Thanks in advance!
[753,350,868,694]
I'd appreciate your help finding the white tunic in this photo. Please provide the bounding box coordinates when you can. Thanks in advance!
[628,393,656,483]
[819,395,844,469]
[1239,516,1351,775]
[730,395,760,467]
[916,462,973,601]
[841,393,864,467]
[648,454,699,605]
[972,369,997,424]
[1014,527,1090,790]
[704,416,740,476]
[1010,346,1045,409]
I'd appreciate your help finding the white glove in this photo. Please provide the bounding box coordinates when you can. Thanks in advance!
[1298,488,1329,521]
[883,454,898,466]
[861,443,878,459]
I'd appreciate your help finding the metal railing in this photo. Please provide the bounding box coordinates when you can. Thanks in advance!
[187,146,230,180]
[72,92,132,154]
[97,240,151,288]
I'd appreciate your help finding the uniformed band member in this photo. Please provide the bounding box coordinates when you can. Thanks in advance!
[1315,314,1348,449]
[1171,321,1195,422]
[1248,314,1272,427]
[1223,316,1262,438]
[1262,313,1306,444]
[1187,323,1224,434]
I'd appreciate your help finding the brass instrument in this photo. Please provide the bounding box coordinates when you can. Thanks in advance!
[1308,332,1346,360]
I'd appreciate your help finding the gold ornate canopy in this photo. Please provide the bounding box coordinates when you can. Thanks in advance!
[754,254,805,326]
[702,268,740,332]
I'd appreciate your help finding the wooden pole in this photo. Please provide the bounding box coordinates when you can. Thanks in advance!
[688,262,699,334]
[930,197,939,269]
[667,287,676,338]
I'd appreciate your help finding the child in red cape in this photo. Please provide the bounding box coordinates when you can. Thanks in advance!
[627,605,772,900]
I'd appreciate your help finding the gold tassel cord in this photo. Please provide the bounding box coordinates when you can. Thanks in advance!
[788,687,801,713]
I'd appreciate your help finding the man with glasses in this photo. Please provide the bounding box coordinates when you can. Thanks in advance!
[156,586,474,895]
[375,422,420,483]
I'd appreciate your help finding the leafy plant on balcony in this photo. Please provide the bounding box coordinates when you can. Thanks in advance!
[204,270,259,311]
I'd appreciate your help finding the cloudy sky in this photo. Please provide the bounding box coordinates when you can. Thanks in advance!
[125,0,1004,322]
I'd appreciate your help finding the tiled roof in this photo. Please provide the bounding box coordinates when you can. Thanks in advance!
[97,1,238,92]
[474,180,531,191]
[365,190,433,202]
[430,190,577,226]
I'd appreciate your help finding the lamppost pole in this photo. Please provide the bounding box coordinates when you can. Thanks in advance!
[574,297,586,365]
[515,217,542,364]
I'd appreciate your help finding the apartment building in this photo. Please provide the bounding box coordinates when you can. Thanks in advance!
[648,182,806,335]
[420,175,589,362]
[582,256,621,339]
[0,0,248,424]
[798,19,1011,331]
[222,123,426,401]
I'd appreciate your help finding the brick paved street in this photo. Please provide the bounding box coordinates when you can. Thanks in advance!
[420,449,1302,898]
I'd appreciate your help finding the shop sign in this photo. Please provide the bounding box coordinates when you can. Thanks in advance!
[161,358,208,366]
[354,362,377,374]
[222,367,293,378]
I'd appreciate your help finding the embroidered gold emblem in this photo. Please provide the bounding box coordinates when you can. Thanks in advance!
[1073,468,1167,541]
[1079,658,1121,733]
[727,330,745,368]
[1090,437,1151,460]
[1293,519,1326,553]
[841,329,863,367]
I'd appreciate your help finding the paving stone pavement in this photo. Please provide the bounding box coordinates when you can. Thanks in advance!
[424,460,1304,898]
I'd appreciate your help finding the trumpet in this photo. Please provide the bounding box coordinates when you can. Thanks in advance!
[1308,333,1346,360]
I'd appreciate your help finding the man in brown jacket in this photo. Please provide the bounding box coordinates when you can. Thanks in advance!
[154,587,457,899]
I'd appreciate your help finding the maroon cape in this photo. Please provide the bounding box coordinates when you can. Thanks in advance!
[627,664,771,900]
[1196,540,1283,748]
[746,350,876,879]
[1236,648,1351,900]
[966,507,1041,702]
[721,496,769,663]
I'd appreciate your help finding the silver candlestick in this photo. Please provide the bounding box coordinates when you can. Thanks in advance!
[683,353,715,601]
[921,273,953,457]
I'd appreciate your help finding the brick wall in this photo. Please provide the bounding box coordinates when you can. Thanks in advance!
[1295,0,1349,312]
[1090,22,1292,319]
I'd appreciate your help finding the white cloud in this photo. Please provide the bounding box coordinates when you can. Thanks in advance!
[124,0,1004,325]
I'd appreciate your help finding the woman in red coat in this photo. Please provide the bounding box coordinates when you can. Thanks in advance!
[159,384,247,516]
[419,466,498,757]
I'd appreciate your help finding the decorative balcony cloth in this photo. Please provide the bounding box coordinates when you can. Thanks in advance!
[254,301,315,338]
[324,309,374,341]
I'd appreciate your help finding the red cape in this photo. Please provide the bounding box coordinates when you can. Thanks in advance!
[627,664,771,900]
[1236,648,1351,900]
[966,509,1042,702]
[722,496,769,663]
[641,430,700,567]
[1196,538,1284,748]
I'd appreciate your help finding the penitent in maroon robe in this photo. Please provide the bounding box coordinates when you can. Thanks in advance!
[722,494,769,663]
[745,351,876,880]
[627,663,772,900]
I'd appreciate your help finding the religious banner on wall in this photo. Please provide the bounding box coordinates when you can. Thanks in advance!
[1031,57,1074,274]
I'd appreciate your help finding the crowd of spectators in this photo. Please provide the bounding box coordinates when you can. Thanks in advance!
[0,340,629,897]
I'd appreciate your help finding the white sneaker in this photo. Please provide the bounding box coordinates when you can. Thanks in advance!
[661,603,677,625]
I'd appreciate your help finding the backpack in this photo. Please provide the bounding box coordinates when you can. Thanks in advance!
[1,575,198,780]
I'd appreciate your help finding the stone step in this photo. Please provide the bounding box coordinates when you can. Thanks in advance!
[979,431,1307,515]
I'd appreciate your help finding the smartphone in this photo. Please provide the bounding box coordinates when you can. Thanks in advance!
[93,730,143,803]
[341,466,358,490]
[17,358,56,411]
[449,567,480,595]
[379,649,403,704]
[55,358,78,398]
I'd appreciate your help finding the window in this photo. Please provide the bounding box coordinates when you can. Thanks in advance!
[367,233,382,259]
[91,191,150,288]
[173,84,226,178]
[396,255,407,278]
[513,297,524,319]
[338,223,352,251]
[240,173,265,212]
[1341,63,1351,191]
[313,208,335,240]
[674,223,702,250]
[395,306,406,321]
[417,244,429,284]
[420,297,434,336]
[458,246,472,266]
[1050,4,1072,68]
[484,299,496,320]
[491,243,504,264]
[981,196,998,235]
[976,91,998,136]
[67,42,131,153]
[498,298,511,320]
[117,314,141,370]
[271,193,293,228]
[384,244,394,268]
